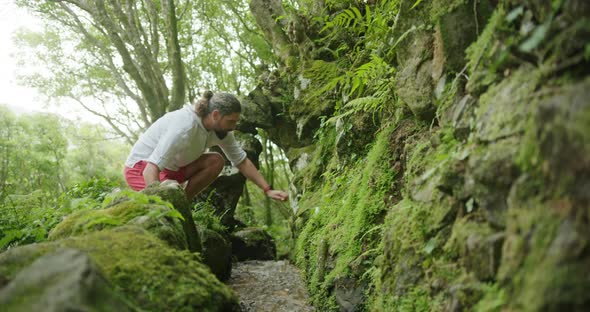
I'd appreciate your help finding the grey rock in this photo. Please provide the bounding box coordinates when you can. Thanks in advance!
[0,248,133,312]
[231,227,277,261]
[200,228,233,281]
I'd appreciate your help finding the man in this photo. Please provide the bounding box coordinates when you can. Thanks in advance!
[124,91,288,201]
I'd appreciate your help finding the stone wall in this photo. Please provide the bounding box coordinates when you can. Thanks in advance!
[249,0,590,310]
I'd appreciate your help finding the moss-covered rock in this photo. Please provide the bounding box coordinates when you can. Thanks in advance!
[394,30,436,121]
[464,138,521,227]
[445,218,504,281]
[49,199,187,250]
[0,226,240,312]
[0,248,135,312]
[499,205,590,311]
[529,77,590,203]
[247,0,590,311]
[295,122,398,310]
[433,0,494,73]
[473,67,540,142]
[141,185,202,252]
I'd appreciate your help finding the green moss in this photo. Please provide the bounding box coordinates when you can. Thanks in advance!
[445,218,493,259]
[465,6,507,94]
[474,67,540,142]
[430,0,468,20]
[0,226,239,311]
[292,124,337,192]
[403,126,461,201]
[48,200,187,250]
[396,286,431,312]
[2,283,49,312]
[498,203,590,310]
[473,283,507,312]
[294,122,398,310]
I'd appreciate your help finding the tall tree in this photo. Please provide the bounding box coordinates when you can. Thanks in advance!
[15,0,272,142]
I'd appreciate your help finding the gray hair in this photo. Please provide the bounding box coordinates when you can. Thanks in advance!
[194,91,241,117]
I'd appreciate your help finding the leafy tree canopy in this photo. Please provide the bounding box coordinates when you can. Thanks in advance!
[15,0,273,143]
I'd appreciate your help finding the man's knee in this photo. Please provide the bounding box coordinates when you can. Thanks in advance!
[206,153,225,173]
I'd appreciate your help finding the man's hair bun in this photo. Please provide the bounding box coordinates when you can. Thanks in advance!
[202,90,213,100]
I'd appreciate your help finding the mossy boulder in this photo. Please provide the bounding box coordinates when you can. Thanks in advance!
[49,199,187,250]
[499,205,590,310]
[230,227,276,261]
[0,226,240,311]
[0,248,134,312]
[445,218,504,281]
[142,185,202,252]
[531,77,590,203]
[464,138,521,227]
[432,0,494,74]
[394,30,436,121]
[473,67,540,142]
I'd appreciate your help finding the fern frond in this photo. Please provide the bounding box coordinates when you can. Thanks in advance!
[321,7,364,33]
[327,96,382,123]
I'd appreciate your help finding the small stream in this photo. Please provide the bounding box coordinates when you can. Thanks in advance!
[228,260,314,312]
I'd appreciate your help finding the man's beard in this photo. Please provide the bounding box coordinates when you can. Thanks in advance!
[215,130,228,139]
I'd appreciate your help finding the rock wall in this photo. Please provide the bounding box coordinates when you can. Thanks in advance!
[249,0,590,310]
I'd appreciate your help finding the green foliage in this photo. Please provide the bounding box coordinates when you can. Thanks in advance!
[300,2,399,127]
[64,177,118,203]
[327,96,381,122]
[193,196,227,233]
[0,107,129,250]
[0,190,60,250]
[294,122,398,309]
[300,60,343,113]
[320,7,364,33]
[466,1,590,94]
[396,286,430,311]
[473,283,506,312]
[15,0,272,139]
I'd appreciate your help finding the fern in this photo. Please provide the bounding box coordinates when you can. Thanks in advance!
[303,60,346,101]
[320,7,363,33]
[327,96,382,123]
[347,54,393,96]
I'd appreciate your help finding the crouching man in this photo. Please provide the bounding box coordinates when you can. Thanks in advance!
[124,91,288,201]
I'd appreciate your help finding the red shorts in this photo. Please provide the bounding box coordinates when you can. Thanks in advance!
[124,160,187,191]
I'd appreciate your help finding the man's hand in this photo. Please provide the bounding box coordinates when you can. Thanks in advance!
[266,189,288,201]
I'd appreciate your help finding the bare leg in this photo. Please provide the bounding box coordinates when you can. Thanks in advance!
[183,152,225,199]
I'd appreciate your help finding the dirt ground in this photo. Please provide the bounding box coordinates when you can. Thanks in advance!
[228,260,314,312]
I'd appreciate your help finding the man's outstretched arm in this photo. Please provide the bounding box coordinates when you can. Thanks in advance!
[237,158,288,201]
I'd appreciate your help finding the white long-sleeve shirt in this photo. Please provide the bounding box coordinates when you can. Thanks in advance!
[125,106,247,171]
